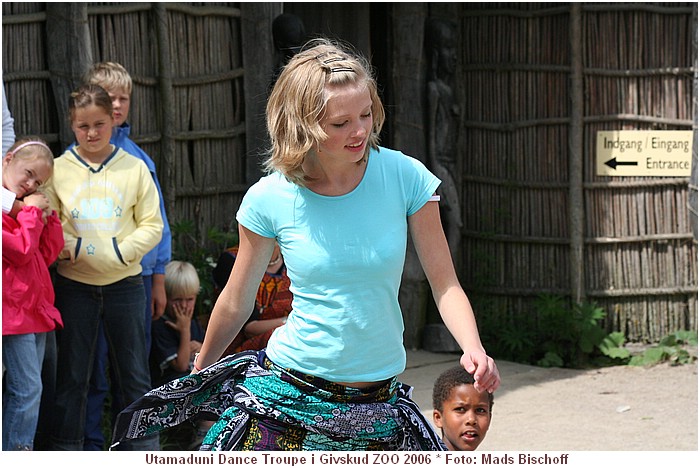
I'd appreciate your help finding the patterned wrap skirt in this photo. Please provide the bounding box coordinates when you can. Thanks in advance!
[111,350,446,451]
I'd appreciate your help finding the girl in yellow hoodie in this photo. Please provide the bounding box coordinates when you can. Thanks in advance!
[44,84,163,451]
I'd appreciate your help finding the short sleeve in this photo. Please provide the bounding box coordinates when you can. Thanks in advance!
[236,174,286,238]
[402,155,441,216]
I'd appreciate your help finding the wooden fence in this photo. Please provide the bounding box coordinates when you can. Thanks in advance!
[2,2,697,343]
[456,3,697,342]
[3,2,263,254]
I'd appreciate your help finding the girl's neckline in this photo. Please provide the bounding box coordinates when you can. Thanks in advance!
[301,150,372,199]
[74,144,115,166]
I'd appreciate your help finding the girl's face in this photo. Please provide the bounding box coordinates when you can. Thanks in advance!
[318,82,373,164]
[71,103,114,162]
[2,153,52,198]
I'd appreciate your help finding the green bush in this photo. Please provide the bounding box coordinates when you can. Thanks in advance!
[628,330,698,366]
[478,294,630,369]
[170,220,237,316]
[478,294,698,370]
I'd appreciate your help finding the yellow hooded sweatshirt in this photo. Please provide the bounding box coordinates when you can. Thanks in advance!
[45,146,163,286]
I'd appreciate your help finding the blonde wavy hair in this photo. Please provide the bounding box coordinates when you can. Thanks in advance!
[84,61,133,95]
[264,38,386,186]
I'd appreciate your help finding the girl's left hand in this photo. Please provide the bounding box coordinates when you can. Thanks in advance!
[460,351,500,393]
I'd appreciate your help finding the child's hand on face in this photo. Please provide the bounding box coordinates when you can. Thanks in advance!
[166,302,194,334]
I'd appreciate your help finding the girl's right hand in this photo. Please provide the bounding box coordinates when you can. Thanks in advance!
[23,192,49,212]
[60,247,75,263]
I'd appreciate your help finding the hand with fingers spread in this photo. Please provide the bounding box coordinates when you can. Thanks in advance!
[165,300,194,335]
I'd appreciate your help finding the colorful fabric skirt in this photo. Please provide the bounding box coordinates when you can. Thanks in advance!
[111,350,446,451]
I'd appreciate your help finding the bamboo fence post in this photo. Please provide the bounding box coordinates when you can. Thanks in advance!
[240,2,279,185]
[569,3,585,304]
[392,2,431,351]
[153,3,176,222]
[45,3,92,149]
[690,5,698,242]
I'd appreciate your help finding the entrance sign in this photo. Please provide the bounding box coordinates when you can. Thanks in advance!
[596,130,693,177]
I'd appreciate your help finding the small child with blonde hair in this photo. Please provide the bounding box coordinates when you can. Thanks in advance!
[2,138,64,450]
[151,260,205,384]
[150,260,210,449]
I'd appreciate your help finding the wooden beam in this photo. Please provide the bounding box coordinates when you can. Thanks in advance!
[45,3,93,149]
[568,3,585,303]
[240,2,280,184]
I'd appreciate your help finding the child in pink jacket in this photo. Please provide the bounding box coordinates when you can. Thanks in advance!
[2,138,64,450]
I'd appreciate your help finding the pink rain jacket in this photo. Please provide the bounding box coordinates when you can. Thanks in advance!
[2,205,64,335]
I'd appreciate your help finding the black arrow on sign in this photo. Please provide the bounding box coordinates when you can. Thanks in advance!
[604,157,638,169]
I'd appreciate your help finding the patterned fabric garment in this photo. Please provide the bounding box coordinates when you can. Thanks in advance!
[235,260,292,352]
[217,247,293,354]
[111,351,446,451]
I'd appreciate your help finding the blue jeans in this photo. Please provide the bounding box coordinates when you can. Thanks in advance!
[2,332,47,450]
[34,330,57,450]
[50,274,159,451]
[83,275,154,451]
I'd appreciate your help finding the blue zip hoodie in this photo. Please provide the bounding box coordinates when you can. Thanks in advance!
[111,123,171,276]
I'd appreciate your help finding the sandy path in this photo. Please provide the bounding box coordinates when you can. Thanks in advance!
[400,350,698,451]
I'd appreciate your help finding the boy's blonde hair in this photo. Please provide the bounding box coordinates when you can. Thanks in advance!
[165,261,200,298]
[84,61,133,95]
[264,38,385,186]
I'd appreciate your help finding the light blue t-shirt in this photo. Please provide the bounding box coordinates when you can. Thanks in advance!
[236,146,441,382]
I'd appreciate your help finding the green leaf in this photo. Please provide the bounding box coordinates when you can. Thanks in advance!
[642,347,667,363]
[603,346,631,360]
[598,333,630,360]
[537,351,564,368]
[659,335,680,347]
[629,355,645,366]
[673,330,698,346]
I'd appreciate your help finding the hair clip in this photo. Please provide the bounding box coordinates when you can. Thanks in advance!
[322,56,346,64]
[328,67,354,73]
[313,52,354,73]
